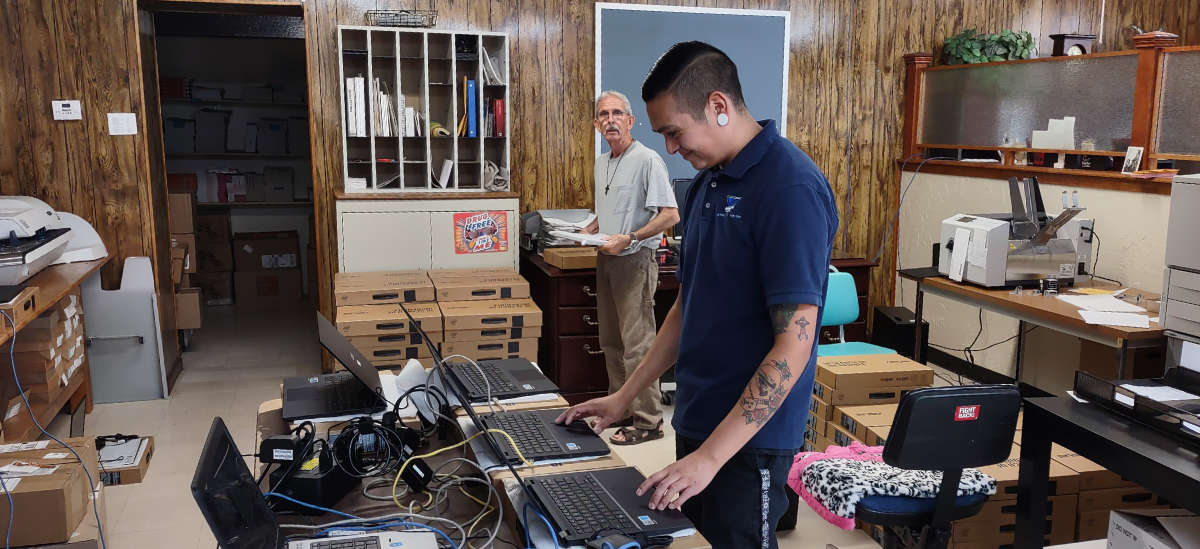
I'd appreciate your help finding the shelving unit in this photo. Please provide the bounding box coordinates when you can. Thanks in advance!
[338,25,510,194]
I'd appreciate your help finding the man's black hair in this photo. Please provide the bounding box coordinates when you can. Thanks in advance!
[641,41,746,121]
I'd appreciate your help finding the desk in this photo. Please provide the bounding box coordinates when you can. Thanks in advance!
[3,259,108,441]
[901,270,1165,380]
[1015,396,1200,548]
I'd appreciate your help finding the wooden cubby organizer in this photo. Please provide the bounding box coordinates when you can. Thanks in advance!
[338,25,510,194]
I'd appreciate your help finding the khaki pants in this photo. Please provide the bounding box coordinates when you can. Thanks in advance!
[596,247,662,430]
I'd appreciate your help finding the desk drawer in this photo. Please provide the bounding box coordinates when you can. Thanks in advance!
[1164,299,1200,335]
[1166,268,1200,306]
[557,277,599,307]
[556,335,608,394]
[559,307,600,336]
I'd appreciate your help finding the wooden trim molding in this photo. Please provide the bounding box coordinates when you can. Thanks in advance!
[1132,31,1179,170]
[894,159,1172,195]
[902,53,933,158]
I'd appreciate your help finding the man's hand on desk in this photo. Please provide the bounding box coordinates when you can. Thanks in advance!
[598,234,631,255]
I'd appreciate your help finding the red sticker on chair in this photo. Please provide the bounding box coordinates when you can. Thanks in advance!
[955,405,980,421]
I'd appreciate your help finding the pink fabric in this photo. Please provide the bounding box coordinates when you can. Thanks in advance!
[788,441,884,530]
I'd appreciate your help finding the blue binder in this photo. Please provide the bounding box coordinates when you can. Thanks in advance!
[467,79,478,138]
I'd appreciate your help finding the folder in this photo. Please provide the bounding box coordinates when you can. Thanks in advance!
[467,79,477,138]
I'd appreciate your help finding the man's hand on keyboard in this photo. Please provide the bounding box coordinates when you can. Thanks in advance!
[636,451,720,511]
[555,393,630,433]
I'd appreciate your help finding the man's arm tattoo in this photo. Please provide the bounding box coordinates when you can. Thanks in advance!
[769,304,798,335]
[796,316,811,342]
[739,359,792,426]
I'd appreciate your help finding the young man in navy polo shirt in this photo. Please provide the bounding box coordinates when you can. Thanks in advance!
[558,41,838,548]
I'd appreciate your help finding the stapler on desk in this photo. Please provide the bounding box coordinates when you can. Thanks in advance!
[0,196,107,284]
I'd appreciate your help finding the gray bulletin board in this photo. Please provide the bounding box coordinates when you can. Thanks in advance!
[595,3,790,182]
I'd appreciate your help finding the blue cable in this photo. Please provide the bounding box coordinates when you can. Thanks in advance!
[0,311,105,549]
[522,503,559,549]
[601,543,640,549]
[263,492,360,520]
[312,521,459,549]
[0,471,10,549]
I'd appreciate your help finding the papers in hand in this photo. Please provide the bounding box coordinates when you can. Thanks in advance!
[549,230,610,247]
[1078,310,1151,328]
[1057,294,1147,313]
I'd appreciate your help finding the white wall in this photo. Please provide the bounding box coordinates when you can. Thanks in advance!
[894,171,1172,389]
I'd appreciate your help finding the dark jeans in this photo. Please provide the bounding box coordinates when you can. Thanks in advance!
[676,435,796,549]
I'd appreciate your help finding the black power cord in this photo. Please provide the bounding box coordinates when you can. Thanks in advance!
[1083,227,1123,286]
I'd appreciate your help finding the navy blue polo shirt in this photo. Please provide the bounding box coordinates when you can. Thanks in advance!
[674,120,838,452]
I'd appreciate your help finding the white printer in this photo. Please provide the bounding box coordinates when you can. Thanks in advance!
[0,196,107,285]
[1162,174,1200,338]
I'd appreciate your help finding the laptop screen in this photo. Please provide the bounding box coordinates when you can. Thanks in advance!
[316,311,384,396]
[191,417,283,549]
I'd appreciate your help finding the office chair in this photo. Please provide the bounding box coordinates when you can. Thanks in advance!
[854,384,1020,549]
[819,268,897,356]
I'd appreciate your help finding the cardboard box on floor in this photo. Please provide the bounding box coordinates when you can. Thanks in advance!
[443,326,541,342]
[197,210,232,243]
[176,287,204,330]
[952,494,1077,545]
[193,271,233,304]
[334,270,435,306]
[832,403,898,441]
[0,459,88,546]
[816,355,935,389]
[196,237,234,273]
[432,272,531,301]
[440,299,542,331]
[1077,508,1111,541]
[336,302,442,337]
[98,436,155,486]
[26,484,105,548]
[1051,444,1136,491]
[809,394,833,421]
[442,338,538,359]
[1106,509,1200,549]
[235,269,302,311]
[233,231,300,271]
[348,332,442,351]
[977,444,1080,501]
[1078,485,1172,512]
[427,267,516,281]
[812,380,924,406]
[0,437,99,486]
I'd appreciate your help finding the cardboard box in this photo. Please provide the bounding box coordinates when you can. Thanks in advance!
[167,193,196,234]
[192,272,233,304]
[432,272,531,302]
[171,233,197,274]
[1077,509,1111,540]
[175,287,203,330]
[0,460,89,545]
[809,394,833,421]
[977,445,1081,500]
[812,380,923,406]
[336,302,442,337]
[953,494,1077,543]
[32,483,106,548]
[960,493,1077,528]
[440,299,543,330]
[427,268,517,281]
[804,425,821,445]
[864,424,890,447]
[171,253,184,286]
[442,338,538,359]
[234,231,299,271]
[828,422,858,447]
[832,404,898,440]
[0,437,99,482]
[355,342,434,361]
[98,436,154,486]
[197,211,232,243]
[816,354,935,389]
[1106,509,1200,549]
[234,270,302,311]
[1052,445,1135,491]
[805,411,823,432]
[1078,486,1171,512]
[196,237,234,273]
[543,247,597,270]
[442,326,541,342]
[348,332,441,351]
[1,391,33,442]
[334,271,435,306]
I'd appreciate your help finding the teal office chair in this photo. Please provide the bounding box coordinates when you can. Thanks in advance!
[818,268,897,357]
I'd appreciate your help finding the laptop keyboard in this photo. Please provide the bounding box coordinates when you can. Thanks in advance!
[454,362,518,395]
[485,412,561,457]
[324,376,377,410]
[310,536,379,549]
[538,473,636,536]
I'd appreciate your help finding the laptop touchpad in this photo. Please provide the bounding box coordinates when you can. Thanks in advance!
[286,386,323,401]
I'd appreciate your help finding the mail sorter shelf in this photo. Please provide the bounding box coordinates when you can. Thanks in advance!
[339,25,510,194]
[1073,369,1200,454]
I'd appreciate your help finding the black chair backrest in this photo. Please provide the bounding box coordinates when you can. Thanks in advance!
[883,385,1020,471]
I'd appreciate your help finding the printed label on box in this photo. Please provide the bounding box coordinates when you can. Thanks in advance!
[453,211,508,254]
[0,441,49,453]
[43,453,69,459]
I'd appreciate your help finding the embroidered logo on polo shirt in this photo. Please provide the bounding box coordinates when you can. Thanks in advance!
[725,195,742,213]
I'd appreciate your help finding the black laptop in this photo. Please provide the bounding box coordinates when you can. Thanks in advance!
[477,408,610,464]
[280,313,387,422]
[444,357,559,402]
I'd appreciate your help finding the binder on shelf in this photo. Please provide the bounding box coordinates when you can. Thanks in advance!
[494,98,505,137]
[404,107,416,137]
[345,75,367,137]
[467,79,477,138]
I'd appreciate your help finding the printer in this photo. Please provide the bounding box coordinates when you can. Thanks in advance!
[0,196,107,285]
[938,177,1093,288]
[1162,174,1200,338]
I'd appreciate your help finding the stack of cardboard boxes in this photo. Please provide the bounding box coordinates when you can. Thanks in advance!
[193,210,235,306]
[6,292,86,430]
[1055,445,1173,541]
[333,268,542,371]
[233,231,302,311]
[168,193,203,330]
[805,354,935,453]
[0,437,107,547]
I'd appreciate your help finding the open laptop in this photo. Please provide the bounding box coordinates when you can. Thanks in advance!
[394,302,691,545]
[191,417,437,549]
[280,312,388,422]
[444,356,559,402]
[476,407,609,464]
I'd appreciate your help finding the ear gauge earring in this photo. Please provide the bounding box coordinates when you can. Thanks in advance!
[716,113,729,126]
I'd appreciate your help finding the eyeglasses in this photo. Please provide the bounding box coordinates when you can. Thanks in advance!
[595,110,627,120]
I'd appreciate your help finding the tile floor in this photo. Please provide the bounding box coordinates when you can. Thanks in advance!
[71,304,879,549]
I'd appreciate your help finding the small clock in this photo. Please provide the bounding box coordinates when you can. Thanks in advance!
[1050,34,1098,56]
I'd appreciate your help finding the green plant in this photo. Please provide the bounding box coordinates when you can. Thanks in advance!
[943,29,1036,65]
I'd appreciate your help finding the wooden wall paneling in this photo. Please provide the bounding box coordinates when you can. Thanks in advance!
[14,2,72,209]
[562,0,592,208]
[1099,0,1196,51]
[0,3,37,198]
[49,0,100,221]
[1038,0,1101,54]
[514,0,549,210]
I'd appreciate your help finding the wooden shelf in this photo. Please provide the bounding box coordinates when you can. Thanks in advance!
[895,159,1173,195]
[919,144,1129,157]
[167,153,310,160]
[162,99,306,109]
[198,201,313,209]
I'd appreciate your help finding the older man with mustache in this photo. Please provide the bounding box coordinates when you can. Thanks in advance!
[582,90,679,445]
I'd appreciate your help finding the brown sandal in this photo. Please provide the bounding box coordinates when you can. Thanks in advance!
[610,425,664,446]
